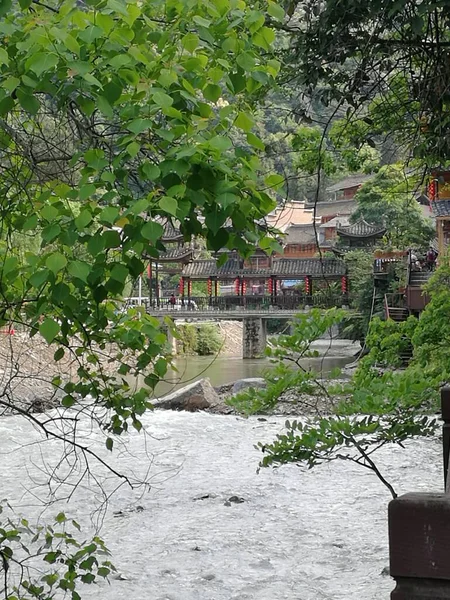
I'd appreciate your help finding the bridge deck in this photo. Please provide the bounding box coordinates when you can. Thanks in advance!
[147,308,322,319]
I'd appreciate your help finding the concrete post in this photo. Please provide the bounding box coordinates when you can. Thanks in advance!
[159,319,177,355]
[388,387,450,598]
[242,317,267,359]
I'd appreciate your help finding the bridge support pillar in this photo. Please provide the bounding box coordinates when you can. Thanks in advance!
[159,319,177,354]
[243,318,266,359]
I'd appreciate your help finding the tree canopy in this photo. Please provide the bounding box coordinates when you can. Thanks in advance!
[281,0,450,165]
[0,0,283,435]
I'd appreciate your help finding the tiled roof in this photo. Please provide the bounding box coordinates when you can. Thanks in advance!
[308,199,357,217]
[274,258,346,278]
[319,216,351,229]
[158,247,194,262]
[337,218,386,238]
[284,225,318,245]
[326,174,373,193]
[161,219,183,241]
[432,200,450,217]
[182,259,242,278]
[182,257,346,279]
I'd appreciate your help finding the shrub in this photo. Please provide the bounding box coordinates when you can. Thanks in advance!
[196,324,224,356]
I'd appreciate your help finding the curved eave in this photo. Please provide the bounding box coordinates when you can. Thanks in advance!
[336,230,386,239]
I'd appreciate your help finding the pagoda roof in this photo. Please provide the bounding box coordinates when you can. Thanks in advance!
[432,199,450,217]
[160,219,183,242]
[182,257,346,280]
[337,218,386,239]
[157,247,194,263]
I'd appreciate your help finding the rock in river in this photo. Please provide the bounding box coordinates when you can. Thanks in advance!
[231,377,266,395]
[154,378,234,414]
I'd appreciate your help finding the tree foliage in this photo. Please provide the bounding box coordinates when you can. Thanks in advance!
[0,1,283,595]
[228,307,440,498]
[281,0,450,164]
[0,0,282,434]
[352,166,435,249]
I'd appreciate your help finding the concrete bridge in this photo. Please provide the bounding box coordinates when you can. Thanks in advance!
[125,295,349,359]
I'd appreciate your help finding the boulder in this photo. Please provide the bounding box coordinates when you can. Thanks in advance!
[231,377,266,395]
[155,378,221,412]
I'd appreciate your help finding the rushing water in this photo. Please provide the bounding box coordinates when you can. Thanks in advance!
[0,410,442,600]
[155,340,359,396]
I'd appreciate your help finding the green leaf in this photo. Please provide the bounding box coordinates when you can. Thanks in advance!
[141,220,164,242]
[39,318,61,344]
[2,256,18,275]
[152,91,173,107]
[253,27,275,50]
[16,89,40,115]
[100,206,119,225]
[0,95,14,116]
[29,269,49,288]
[54,348,65,362]
[193,15,211,27]
[234,111,254,132]
[109,263,128,283]
[205,207,226,235]
[128,118,153,134]
[75,209,93,230]
[217,192,239,208]
[159,196,178,216]
[246,132,265,150]
[68,261,90,283]
[203,84,221,103]
[55,512,66,524]
[0,47,9,65]
[209,135,232,151]
[23,214,38,231]
[141,163,161,180]
[102,230,121,248]
[267,2,285,21]
[45,252,67,274]
[106,437,113,451]
[79,184,96,202]
[97,95,113,118]
[181,33,199,53]
[42,223,61,243]
[26,53,59,77]
[236,52,255,71]
[264,173,285,189]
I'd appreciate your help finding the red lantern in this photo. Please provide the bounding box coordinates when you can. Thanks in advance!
[234,278,240,295]
[305,276,311,295]
[428,180,436,201]
[187,280,192,296]
[242,279,247,295]
[179,277,184,295]
[267,278,273,294]
[341,276,348,294]
[207,278,212,296]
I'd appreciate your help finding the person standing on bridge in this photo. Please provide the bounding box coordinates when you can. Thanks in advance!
[169,294,176,309]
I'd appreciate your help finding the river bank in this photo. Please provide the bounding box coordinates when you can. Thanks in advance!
[0,330,359,415]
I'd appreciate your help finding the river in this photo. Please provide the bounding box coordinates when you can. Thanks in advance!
[0,409,441,600]
[155,339,359,396]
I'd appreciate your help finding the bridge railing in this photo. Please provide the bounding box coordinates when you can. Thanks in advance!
[126,293,349,312]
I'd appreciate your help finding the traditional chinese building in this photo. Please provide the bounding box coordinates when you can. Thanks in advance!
[335,218,386,248]
[428,170,450,255]
[179,254,348,307]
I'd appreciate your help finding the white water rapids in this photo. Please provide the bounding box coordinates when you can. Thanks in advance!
[0,410,443,599]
